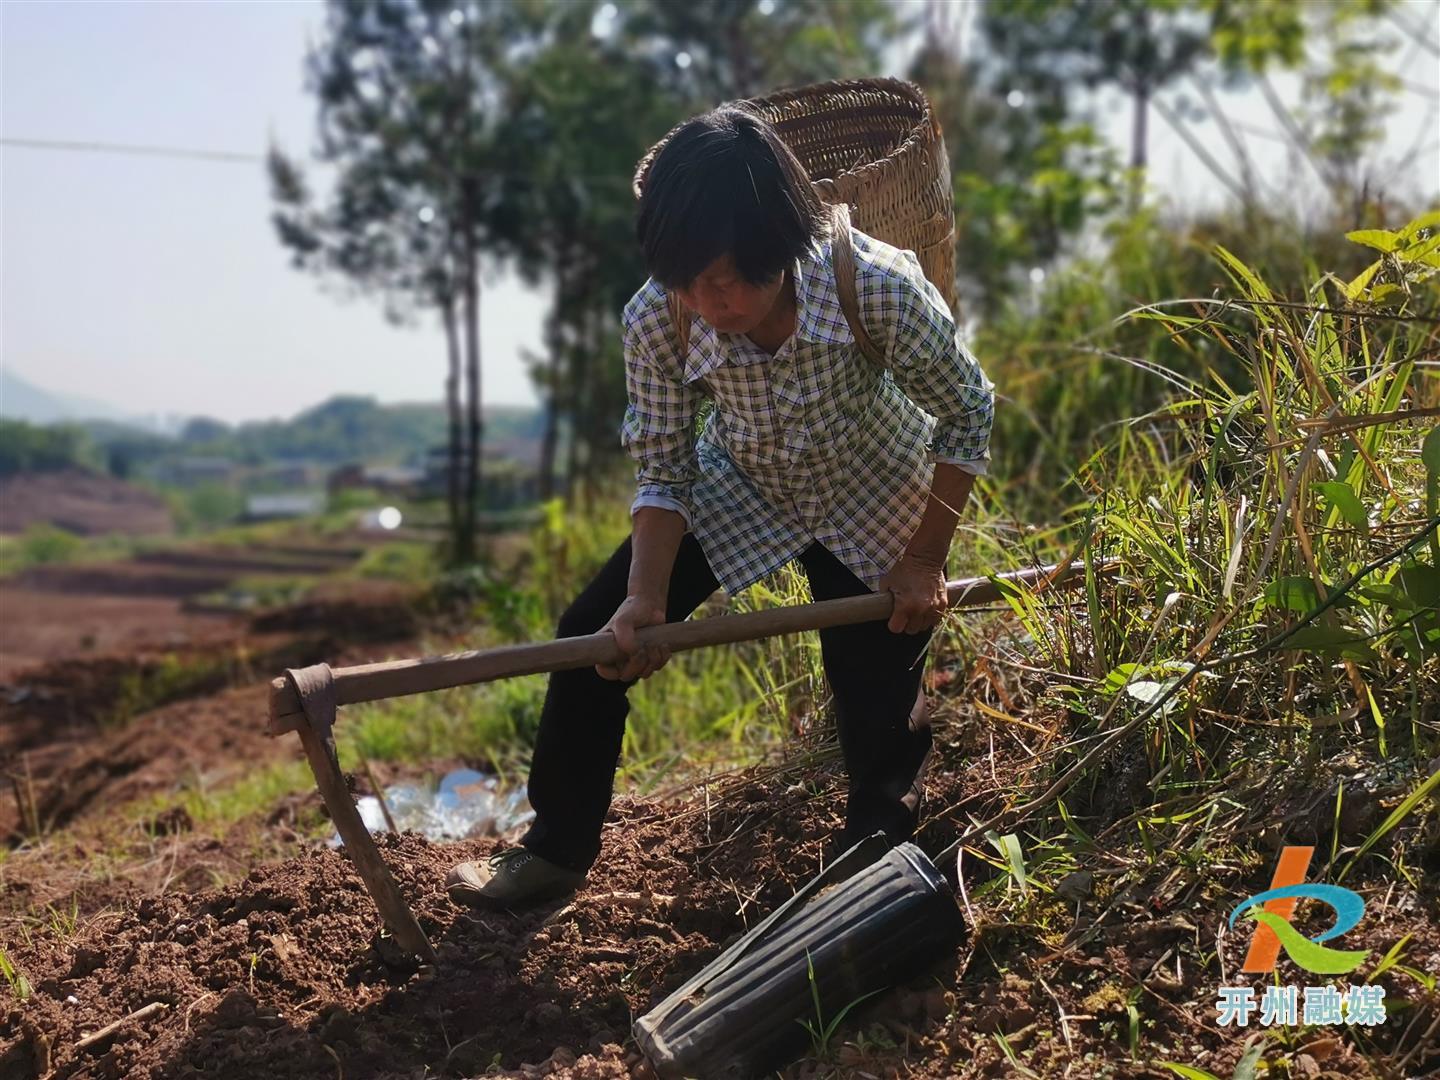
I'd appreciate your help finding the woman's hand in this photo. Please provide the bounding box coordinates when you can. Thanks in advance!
[596,593,672,681]
[877,553,948,634]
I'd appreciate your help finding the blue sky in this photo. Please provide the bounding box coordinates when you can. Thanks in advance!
[2,1,1436,424]
[2,0,548,425]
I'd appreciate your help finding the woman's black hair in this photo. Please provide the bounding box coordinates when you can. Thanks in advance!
[635,104,829,290]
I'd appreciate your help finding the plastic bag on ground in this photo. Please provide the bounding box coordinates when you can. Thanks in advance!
[329,768,534,847]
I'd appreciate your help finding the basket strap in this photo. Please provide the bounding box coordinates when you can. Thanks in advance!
[828,203,885,370]
[666,289,692,366]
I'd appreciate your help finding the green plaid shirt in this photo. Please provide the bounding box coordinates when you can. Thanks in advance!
[619,225,995,597]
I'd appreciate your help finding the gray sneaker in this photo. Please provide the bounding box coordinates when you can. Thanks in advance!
[445,847,587,908]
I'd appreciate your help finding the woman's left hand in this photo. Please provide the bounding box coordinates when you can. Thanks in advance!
[877,553,949,634]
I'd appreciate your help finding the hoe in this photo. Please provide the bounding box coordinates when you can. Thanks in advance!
[266,558,1114,1075]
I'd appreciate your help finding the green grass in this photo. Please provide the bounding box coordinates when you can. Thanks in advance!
[125,759,319,836]
[192,573,321,613]
[331,483,829,788]
[106,649,255,728]
[0,525,147,579]
[352,539,437,583]
[339,679,544,777]
[0,946,30,1002]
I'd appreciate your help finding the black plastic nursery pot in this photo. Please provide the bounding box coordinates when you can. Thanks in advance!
[634,833,966,1079]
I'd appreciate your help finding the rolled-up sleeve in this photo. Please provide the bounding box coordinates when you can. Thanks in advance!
[619,312,704,529]
[883,251,995,477]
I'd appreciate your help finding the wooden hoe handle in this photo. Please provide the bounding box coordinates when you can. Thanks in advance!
[268,559,1115,735]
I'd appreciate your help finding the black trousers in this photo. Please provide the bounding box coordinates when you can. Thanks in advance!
[520,531,938,873]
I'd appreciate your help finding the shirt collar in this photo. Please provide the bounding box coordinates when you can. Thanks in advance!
[679,231,848,384]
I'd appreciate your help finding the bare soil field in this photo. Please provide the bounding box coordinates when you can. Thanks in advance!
[0,537,420,840]
[0,471,174,538]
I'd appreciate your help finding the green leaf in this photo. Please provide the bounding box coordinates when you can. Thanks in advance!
[1343,259,1382,300]
[1057,799,1095,848]
[1422,426,1440,477]
[1342,767,1440,879]
[1158,1066,1222,1080]
[1281,626,1379,662]
[1426,428,1440,563]
[1103,660,1198,695]
[1401,232,1440,263]
[987,830,1029,897]
[1345,228,1401,254]
[1231,1035,1266,1080]
[1369,933,1412,982]
[823,987,884,1042]
[1396,561,1440,607]
[1214,244,1273,302]
[1316,481,1368,529]
[1398,964,1437,992]
[1357,582,1412,609]
[1263,575,1321,613]
[1101,663,1142,694]
[1397,209,1440,240]
[1131,310,1205,327]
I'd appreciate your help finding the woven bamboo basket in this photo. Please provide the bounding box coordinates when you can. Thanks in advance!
[632,76,957,320]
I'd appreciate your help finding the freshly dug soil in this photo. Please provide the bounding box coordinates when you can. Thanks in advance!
[3,745,1435,1080]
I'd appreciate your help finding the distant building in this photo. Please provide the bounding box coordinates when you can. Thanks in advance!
[421,445,540,508]
[154,456,237,487]
[327,462,426,498]
[253,462,321,489]
[243,493,324,521]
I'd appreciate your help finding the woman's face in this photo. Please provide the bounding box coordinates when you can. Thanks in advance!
[673,253,786,335]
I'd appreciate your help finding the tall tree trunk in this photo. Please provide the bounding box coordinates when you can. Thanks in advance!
[578,296,596,512]
[440,291,464,561]
[1131,85,1149,172]
[1128,83,1149,212]
[578,286,608,515]
[538,257,566,503]
[726,15,753,97]
[538,385,559,502]
[462,187,483,565]
[564,251,585,508]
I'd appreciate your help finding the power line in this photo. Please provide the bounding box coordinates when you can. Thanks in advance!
[2,136,265,164]
[0,135,635,185]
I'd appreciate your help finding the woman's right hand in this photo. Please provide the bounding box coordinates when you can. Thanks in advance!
[596,593,672,681]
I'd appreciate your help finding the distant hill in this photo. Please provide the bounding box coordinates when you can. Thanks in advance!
[168,397,545,468]
[3,372,546,462]
[1,394,546,482]
[0,369,133,426]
